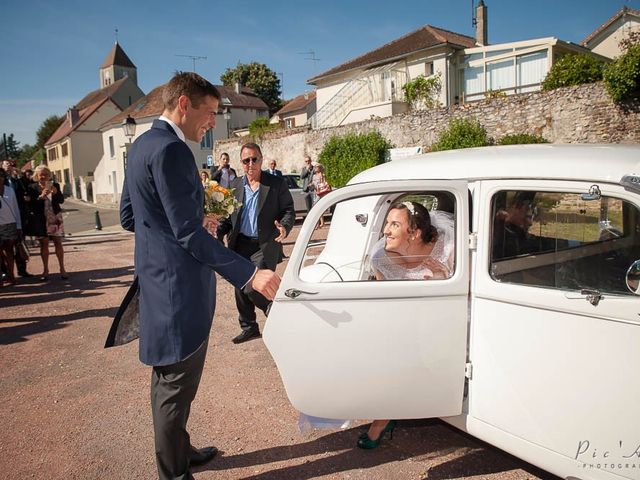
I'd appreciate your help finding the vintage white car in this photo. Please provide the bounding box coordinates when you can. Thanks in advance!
[264,144,640,480]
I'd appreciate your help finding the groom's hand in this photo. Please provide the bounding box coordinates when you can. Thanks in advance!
[203,215,219,237]
[251,269,281,301]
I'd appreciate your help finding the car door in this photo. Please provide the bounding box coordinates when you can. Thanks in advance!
[264,180,470,420]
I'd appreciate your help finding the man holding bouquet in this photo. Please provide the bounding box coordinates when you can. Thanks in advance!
[119,72,280,480]
[217,142,295,344]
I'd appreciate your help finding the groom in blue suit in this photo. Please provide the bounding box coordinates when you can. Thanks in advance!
[120,72,280,480]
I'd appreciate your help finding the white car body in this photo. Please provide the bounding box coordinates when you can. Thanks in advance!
[264,144,640,480]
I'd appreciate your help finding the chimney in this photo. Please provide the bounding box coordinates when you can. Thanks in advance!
[234,81,241,94]
[476,0,488,46]
[67,106,80,127]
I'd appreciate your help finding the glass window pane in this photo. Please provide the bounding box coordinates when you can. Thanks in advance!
[490,190,640,295]
[487,59,514,91]
[516,50,548,92]
[300,192,456,283]
[464,66,484,96]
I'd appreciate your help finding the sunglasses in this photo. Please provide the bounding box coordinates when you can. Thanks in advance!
[241,157,261,165]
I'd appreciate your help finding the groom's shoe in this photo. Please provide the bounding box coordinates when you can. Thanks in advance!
[190,446,218,466]
[232,328,261,344]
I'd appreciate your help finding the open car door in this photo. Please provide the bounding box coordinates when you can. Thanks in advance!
[264,180,469,420]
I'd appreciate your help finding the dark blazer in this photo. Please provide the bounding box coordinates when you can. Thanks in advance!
[117,120,256,367]
[300,165,312,192]
[211,166,237,184]
[266,169,283,177]
[24,182,64,237]
[217,172,295,270]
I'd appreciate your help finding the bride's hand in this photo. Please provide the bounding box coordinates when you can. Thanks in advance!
[422,257,450,279]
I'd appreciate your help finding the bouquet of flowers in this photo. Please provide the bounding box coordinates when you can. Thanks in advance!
[203,180,241,219]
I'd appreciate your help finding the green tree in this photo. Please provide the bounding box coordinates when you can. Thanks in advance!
[221,62,283,115]
[318,131,393,188]
[604,44,640,102]
[541,54,605,91]
[619,30,640,53]
[16,144,40,168]
[430,118,491,152]
[0,133,20,159]
[36,114,65,150]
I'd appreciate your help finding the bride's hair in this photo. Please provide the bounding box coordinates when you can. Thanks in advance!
[389,201,438,244]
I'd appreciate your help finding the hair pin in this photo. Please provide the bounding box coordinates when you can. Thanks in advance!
[403,201,416,215]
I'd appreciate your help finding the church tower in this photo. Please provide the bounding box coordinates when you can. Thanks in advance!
[99,42,138,88]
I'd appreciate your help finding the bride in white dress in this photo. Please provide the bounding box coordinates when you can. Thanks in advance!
[358,200,455,449]
[370,201,454,282]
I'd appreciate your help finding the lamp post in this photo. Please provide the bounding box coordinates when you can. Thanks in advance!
[121,115,137,171]
[223,108,231,138]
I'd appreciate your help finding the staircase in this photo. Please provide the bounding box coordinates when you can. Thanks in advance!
[308,65,407,129]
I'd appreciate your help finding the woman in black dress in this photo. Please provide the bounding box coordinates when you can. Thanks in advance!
[25,166,67,280]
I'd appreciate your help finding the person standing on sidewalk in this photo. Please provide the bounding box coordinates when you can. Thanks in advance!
[0,168,22,287]
[26,165,67,281]
[216,142,294,344]
[119,72,281,480]
[211,152,236,188]
[300,154,313,212]
[2,159,31,277]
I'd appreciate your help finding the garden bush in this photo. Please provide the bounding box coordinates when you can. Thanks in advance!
[603,44,640,102]
[248,117,280,137]
[497,133,548,145]
[317,131,393,188]
[541,54,605,91]
[430,118,491,152]
[402,74,442,109]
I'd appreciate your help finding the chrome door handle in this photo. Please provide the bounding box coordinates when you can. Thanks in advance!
[284,288,319,299]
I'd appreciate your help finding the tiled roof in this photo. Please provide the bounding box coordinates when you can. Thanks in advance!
[105,84,166,126]
[100,42,136,69]
[276,91,316,116]
[102,84,268,128]
[217,85,268,110]
[45,77,130,146]
[582,6,640,46]
[308,25,476,83]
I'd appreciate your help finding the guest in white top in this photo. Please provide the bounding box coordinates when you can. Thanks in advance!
[0,167,22,286]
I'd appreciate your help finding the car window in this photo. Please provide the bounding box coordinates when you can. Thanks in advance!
[285,175,301,189]
[299,191,456,282]
[490,190,640,295]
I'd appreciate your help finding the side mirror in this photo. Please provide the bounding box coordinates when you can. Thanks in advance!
[625,260,640,295]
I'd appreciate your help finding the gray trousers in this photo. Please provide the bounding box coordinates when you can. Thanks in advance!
[151,339,208,480]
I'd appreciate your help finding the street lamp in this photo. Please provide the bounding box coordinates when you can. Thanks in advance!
[122,115,137,141]
[121,115,137,172]
[223,108,231,138]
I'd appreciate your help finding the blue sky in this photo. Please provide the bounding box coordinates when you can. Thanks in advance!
[1,0,636,146]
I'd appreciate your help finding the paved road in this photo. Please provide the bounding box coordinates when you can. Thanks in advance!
[0,209,557,480]
[60,197,122,235]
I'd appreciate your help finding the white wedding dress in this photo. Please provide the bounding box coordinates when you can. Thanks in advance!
[370,210,455,280]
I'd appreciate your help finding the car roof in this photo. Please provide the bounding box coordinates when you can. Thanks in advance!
[349,144,640,186]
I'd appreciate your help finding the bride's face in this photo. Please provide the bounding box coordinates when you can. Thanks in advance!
[383,208,413,253]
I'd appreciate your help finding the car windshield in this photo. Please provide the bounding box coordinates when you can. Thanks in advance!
[285,175,301,189]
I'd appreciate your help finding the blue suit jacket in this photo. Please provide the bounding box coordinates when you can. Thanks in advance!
[120,120,256,366]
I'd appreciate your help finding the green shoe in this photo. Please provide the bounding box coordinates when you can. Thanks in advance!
[356,421,397,449]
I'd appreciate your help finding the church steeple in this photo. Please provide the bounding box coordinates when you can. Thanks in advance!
[100,42,138,88]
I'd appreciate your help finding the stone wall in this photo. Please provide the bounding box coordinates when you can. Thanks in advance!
[214,82,640,174]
